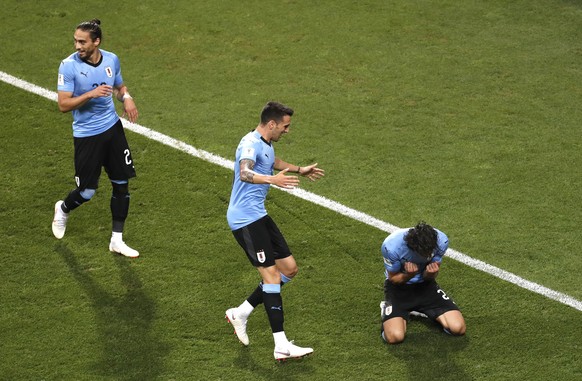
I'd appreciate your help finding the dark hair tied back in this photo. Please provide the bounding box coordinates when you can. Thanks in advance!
[76,18,102,41]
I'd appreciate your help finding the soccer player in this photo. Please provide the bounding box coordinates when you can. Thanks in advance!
[225,101,324,361]
[380,222,466,344]
[52,19,140,258]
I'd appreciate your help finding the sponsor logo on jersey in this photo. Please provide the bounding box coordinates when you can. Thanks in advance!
[105,67,113,78]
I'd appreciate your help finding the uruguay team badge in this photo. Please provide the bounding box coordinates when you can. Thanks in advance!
[105,67,113,78]
[257,250,266,263]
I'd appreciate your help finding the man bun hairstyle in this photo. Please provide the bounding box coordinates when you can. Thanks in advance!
[405,221,438,258]
[260,101,294,125]
[76,18,102,42]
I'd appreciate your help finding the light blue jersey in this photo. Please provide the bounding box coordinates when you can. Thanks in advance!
[57,49,123,138]
[227,130,275,230]
[381,228,449,284]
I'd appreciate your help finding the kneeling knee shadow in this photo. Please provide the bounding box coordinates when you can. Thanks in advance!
[387,316,471,380]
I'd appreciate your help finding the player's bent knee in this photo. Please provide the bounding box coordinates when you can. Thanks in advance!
[439,310,466,336]
[286,266,298,278]
[80,188,96,200]
[386,330,406,344]
[448,321,466,336]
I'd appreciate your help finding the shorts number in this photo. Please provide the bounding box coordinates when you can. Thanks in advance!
[124,149,132,165]
[437,289,450,300]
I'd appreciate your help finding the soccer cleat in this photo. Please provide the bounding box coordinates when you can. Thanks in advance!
[52,200,69,239]
[274,341,313,361]
[109,240,140,258]
[225,308,249,346]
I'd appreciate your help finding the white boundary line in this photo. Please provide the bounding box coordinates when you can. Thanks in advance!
[2,70,580,312]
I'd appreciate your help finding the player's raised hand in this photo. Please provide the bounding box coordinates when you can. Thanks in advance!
[424,262,440,275]
[273,168,300,189]
[404,261,419,274]
[299,163,325,182]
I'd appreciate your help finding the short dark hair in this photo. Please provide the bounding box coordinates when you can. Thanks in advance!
[260,101,294,125]
[404,221,438,258]
[76,19,102,42]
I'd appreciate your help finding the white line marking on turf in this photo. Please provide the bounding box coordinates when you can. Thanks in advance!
[2,70,581,312]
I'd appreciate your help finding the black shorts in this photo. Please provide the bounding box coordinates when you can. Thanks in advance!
[232,215,292,267]
[73,119,136,190]
[382,278,460,322]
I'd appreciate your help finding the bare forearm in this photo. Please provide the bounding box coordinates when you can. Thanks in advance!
[240,159,274,184]
[239,159,299,189]
[388,271,417,284]
[274,157,300,173]
[422,271,439,280]
[58,93,92,112]
[240,168,273,184]
[114,85,131,102]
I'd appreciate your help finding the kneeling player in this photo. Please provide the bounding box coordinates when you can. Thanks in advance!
[380,222,466,344]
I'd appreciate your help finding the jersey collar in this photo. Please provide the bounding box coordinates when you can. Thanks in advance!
[80,51,103,68]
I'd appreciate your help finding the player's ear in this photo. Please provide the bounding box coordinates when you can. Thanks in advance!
[94,37,101,47]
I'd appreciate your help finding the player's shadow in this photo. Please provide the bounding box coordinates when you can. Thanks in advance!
[57,244,169,381]
[387,316,472,381]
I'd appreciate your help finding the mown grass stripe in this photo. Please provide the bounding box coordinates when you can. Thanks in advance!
[2,70,580,312]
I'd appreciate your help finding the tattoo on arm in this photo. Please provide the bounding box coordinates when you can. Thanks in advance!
[240,159,255,183]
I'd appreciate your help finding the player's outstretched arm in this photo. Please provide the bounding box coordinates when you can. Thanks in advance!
[274,158,325,182]
[240,160,299,189]
[298,163,325,182]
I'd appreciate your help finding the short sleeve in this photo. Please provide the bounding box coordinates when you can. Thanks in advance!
[57,60,75,93]
[239,140,259,162]
[382,246,401,273]
[112,54,123,87]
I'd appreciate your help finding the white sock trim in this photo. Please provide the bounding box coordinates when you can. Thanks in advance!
[273,331,288,347]
[238,300,254,318]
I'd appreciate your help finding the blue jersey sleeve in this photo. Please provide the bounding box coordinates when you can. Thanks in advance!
[382,244,402,274]
[239,141,259,162]
[431,230,449,263]
[113,53,123,87]
[57,59,76,93]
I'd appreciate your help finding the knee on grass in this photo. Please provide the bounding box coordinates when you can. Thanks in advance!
[384,329,406,344]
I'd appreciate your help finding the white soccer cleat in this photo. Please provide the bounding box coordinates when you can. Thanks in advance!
[274,341,314,361]
[225,308,249,346]
[109,239,140,258]
[52,200,69,239]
